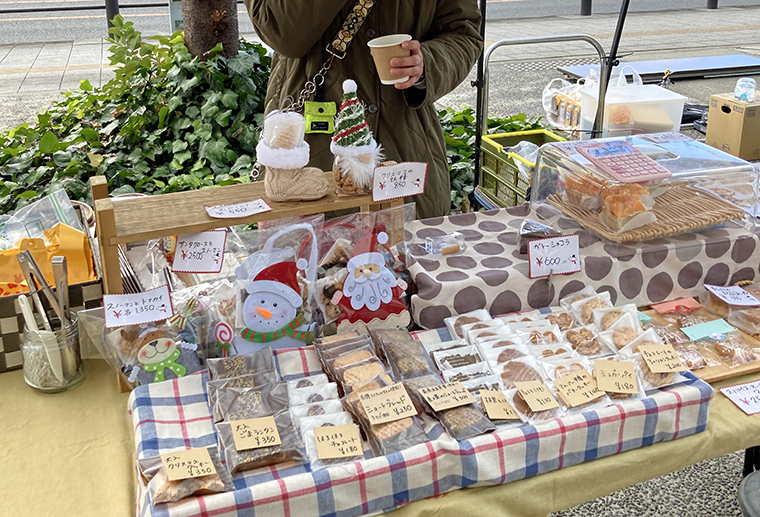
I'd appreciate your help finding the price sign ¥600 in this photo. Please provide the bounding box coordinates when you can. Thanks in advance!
[527,234,581,279]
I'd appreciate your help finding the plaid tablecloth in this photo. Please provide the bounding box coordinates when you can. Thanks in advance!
[130,346,714,517]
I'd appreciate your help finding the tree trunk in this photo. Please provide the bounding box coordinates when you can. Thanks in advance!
[181,0,239,59]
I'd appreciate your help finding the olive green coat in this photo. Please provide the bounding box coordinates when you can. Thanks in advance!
[244,0,482,218]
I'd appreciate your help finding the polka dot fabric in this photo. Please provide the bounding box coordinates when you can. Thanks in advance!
[407,205,760,329]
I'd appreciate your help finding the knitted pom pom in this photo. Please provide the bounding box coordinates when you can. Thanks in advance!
[342,79,358,93]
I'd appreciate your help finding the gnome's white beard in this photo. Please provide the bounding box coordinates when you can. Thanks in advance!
[343,268,397,311]
[334,146,384,190]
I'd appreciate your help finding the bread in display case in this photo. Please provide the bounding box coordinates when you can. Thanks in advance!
[530,133,758,243]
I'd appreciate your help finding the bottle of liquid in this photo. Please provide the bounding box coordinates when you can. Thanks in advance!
[734,77,756,103]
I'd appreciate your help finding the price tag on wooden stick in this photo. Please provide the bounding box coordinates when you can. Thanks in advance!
[359,383,416,425]
[480,389,520,420]
[231,416,281,451]
[314,424,362,460]
[553,368,604,407]
[637,344,687,373]
[419,382,476,412]
[514,380,559,412]
[160,447,216,481]
[594,359,638,394]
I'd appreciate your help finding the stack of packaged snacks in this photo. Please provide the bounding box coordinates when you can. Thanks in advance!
[444,310,492,339]
[369,328,438,381]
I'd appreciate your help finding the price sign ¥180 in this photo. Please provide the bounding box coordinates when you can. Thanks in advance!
[527,234,581,279]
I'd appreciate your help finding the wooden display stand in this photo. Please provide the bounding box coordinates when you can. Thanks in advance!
[90,174,403,295]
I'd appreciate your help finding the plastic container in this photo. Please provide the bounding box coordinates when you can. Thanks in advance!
[580,85,687,139]
[735,78,757,103]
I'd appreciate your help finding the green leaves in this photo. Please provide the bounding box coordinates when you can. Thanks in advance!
[221,90,238,109]
[39,131,59,154]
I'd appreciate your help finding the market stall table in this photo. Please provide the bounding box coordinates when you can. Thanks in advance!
[2,359,759,517]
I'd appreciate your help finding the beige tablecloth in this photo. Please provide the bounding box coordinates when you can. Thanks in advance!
[0,360,757,517]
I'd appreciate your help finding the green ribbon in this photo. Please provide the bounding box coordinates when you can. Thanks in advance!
[142,348,186,382]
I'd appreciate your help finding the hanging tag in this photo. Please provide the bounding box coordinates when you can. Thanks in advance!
[304,101,336,134]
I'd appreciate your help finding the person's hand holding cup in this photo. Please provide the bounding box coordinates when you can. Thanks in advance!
[368,35,424,89]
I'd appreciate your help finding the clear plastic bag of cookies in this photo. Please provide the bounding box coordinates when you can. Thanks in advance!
[213,383,289,423]
[496,309,543,325]
[629,353,688,391]
[475,335,526,352]
[300,412,365,470]
[528,343,577,361]
[313,331,364,349]
[495,357,543,390]
[618,328,664,358]
[432,345,484,371]
[444,310,493,339]
[290,398,345,427]
[460,374,502,396]
[424,339,467,363]
[589,356,647,403]
[641,322,689,346]
[592,304,639,332]
[598,313,642,351]
[559,285,596,311]
[466,325,516,346]
[138,445,234,505]
[696,332,760,368]
[441,361,492,384]
[381,345,438,382]
[540,357,612,414]
[700,283,760,318]
[504,387,565,426]
[480,343,531,371]
[459,319,506,345]
[542,311,576,331]
[563,325,615,358]
[516,325,563,347]
[728,307,760,336]
[570,292,612,326]
[289,382,340,405]
[672,342,721,371]
[207,347,275,380]
[315,336,375,359]
[206,370,279,407]
[508,320,556,333]
[287,373,329,390]
[313,268,349,325]
[324,345,381,378]
[335,358,388,387]
[216,409,306,474]
[657,306,717,329]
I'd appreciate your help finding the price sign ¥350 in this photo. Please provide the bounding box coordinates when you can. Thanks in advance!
[527,234,581,279]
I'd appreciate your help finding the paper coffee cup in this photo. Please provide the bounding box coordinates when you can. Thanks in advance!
[367,34,412,85]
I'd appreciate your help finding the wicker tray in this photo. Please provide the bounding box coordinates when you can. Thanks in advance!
[547,183,747,243]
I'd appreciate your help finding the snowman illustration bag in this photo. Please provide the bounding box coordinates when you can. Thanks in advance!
[232,223,320,354]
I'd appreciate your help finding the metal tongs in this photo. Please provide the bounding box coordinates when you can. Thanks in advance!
[17,251,62,331]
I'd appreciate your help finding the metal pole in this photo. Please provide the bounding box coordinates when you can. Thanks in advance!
[581,0,592,16]
[707,0,718,8]
[473,0,487,187]
[105,0,120,29]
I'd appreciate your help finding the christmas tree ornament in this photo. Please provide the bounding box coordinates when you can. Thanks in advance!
[256,110,330,202]
[331,231,410,333]
[331,79,384,195]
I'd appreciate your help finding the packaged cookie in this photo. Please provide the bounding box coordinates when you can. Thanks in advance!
[300,411,363,470]
[543,311,576,331]
[528,343,576,360]
[641,322,689,346]
[701,283,760,318]
[589,356,647,402]
[342,372,395,394]
[559,285,596,311]
[505,387,565,425]
[290,399,345,427]
[433,346,484,370]
[287,373,329,390]
[564,325,615,358]
[618,328,663,358]
[207,347,275,380]
[476,336,526,351]
[696,332,760,368]
[630,353,688,391]
[441,362,492,383]
[599,313,642,351]
[497,310,543,325]
[216,409,306,474]
[657,306,717,329]
[444,310,493,339]
[459,374,502,395]
[496,357,543,390]
[138,446,233,504]
[335,358,388,386]
[672,342,721,371]
[516,326,563,347]
[325,346,380,377]
[541,357,613,413]
[508,320,556,332]
[207,370,278,407]
[289,382,340,405]
[728,307,760,336]
[481,343,531,370]
[459,320,506,344]
[424,339,467,363]
[592,304,638,332]
[570,292,612,326]
[382,345,438,381]
[213,383,289,423]
[317,339,375,362]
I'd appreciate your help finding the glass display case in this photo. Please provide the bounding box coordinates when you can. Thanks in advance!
[530,133,758,243]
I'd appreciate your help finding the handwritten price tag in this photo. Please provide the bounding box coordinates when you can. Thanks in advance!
[514,380,559,412]
[313,424,362,460]
[480,389,520,420]
[161,447,216,481]
[372,162,427,202]
[204,198,271,219]
[720,380,760,415]
[553,368,604,407]
[419,382,476,412]
[359,383,416,425]
[680,318,735,341]
[172,230,227,274]
[231,416,281,452]
[594,359,638,394]
[527,234,581,279]
[650,297,701,314]
[705,285,760,307]
[103,285,174,328]
[638,344,687,373]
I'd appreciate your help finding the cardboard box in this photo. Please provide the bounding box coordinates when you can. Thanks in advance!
[706,93,760,161]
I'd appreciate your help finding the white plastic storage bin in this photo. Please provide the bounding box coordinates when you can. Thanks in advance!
[580,85,687,139]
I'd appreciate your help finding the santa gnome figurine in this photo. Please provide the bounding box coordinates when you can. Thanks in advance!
[332,231,410,333]
[331,79,384,195]
[232,259,316,354]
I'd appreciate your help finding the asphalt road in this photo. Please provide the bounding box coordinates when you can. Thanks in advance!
[2,0,760,45]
